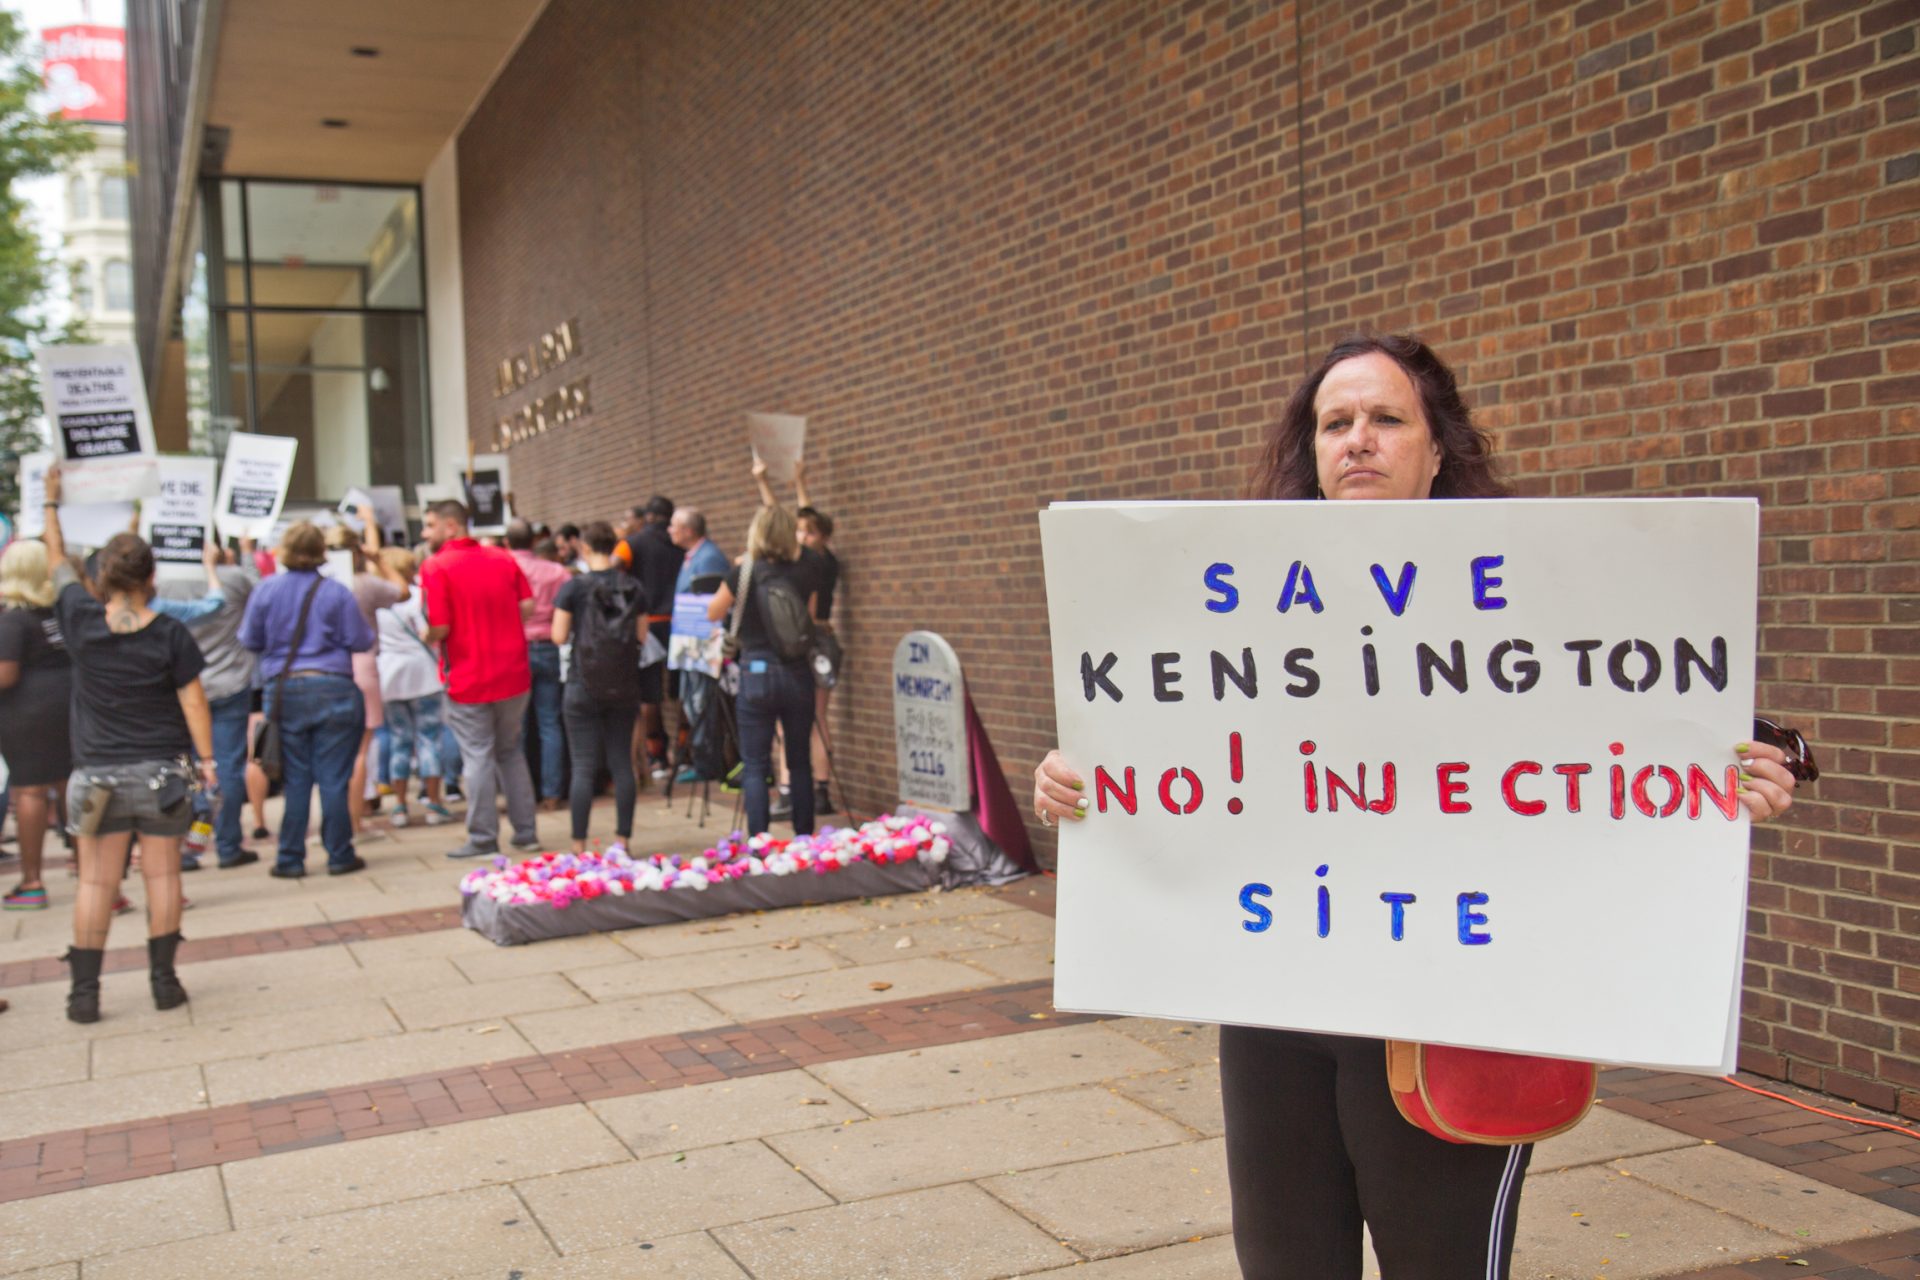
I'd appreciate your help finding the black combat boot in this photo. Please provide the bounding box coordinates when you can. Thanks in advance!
[148,932,189,1010]
[65,947,104,1023]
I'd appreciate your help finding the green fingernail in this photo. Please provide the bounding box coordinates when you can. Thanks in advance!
[1740,770,1753,780]
[1071,780,1083,790]
[1734,742,1750,753]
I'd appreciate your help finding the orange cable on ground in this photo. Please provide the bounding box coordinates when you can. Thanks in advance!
[1719,1075,1920,1142]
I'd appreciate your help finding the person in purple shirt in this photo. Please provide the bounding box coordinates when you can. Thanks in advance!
[239,522,375,877]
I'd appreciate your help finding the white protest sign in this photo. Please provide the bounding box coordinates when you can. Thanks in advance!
[58,499,137,549]
[1040,499,1759,1074]
[15,452,51,538]
[214,433,298,540]
[892,631,971,812]
[140,457,217,581]
[341,485,408,545]
[746,413,806,484]
[35,344,160,503]
[464,454,510,534]
[668,592,721,676]
[320,549,356,584]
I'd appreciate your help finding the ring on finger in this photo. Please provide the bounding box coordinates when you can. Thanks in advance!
[1038,809,1055,827]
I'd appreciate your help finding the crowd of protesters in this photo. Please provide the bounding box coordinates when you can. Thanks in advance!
[0,458,841,1023]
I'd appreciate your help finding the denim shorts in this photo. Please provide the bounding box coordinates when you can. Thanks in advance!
[66,758,197,838]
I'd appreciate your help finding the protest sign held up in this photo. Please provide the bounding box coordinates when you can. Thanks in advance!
[1039,499,1759,1074]
[140,456,217,580]
[35,344,160,504]
[214,433,297,540]
[465,453,511,534]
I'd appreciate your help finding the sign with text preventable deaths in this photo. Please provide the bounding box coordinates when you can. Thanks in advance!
[214,433,297,540]
[140,456,216,580]
[1039,499,1759,1074]
[35,344,159,503]
[892,631,971,813]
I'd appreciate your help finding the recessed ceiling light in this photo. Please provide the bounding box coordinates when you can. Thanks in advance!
[350,45,379,57]
[321,118,349,128]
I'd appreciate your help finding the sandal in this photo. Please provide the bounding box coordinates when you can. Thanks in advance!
[3,884,48,911]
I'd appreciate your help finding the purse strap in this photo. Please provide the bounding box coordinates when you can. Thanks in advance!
[269,575,327,721]
[729,557,755,644]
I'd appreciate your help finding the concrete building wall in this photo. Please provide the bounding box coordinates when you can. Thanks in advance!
[456,0,1920,1111]
[425,138,472,489]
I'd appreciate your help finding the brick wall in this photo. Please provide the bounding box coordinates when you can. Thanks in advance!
[457,0,1919,1111]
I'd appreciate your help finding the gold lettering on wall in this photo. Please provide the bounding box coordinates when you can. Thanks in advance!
[493,319,581,399]
[496,377,592,450]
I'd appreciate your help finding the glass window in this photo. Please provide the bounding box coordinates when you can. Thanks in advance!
[99,175,129,222]
[245,183,422,309]
[67,174,89,220]
[104,260,132,311]
[70,263,92,313]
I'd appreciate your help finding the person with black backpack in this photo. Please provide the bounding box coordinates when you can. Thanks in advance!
[704,504,821,838]
[550,522,646,855]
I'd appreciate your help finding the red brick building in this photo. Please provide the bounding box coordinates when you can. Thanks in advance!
[133,0,1919,1111]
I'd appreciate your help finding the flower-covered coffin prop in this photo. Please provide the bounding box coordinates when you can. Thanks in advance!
[459,815,955,946]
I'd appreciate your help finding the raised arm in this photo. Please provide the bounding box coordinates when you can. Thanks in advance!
[42,465,66,569]
[793,457,811,511]
[752,456,777,509]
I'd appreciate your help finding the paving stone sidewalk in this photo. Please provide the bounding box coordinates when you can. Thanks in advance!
[0,791,1915,1278]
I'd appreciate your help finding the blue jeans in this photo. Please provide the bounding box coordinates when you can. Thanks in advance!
[209,690,253,862]
[266,674,364,871]
[525,641,565,799]
[735,654,815,837]
[386,694,445,780]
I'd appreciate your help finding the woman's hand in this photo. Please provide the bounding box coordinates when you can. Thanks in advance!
[1737,739,1797,822]
[1033,749,1088,827]
[43,463,61,505]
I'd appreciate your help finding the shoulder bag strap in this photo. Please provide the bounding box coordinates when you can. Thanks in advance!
[730,558,755,643]
[270,577,327,722]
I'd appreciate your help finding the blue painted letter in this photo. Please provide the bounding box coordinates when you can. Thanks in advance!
[1204,563,1239,614]
[1370,562,1418,616]
[1472,555,1507,611]
[1239,883,1273,933]
[1277,561,1325,614]
[1379,891,1417,941]
[1457,892,1492,945]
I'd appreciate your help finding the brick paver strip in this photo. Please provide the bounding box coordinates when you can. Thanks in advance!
[0,905,466,989]
[0,877,1054,991]
[0,977,1095,1203]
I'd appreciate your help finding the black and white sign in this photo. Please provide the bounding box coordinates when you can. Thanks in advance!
[214,433,298,540]
[140,457,217,580]
[464,453,511,534]
[36,344,159,503]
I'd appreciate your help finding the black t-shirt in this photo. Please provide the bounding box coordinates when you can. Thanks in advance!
[0,605,70,675]
[626,523,684,617]
[724,558,818,656]
[553,569,633,628]
[802,545,840,622]
[56,583,205,765]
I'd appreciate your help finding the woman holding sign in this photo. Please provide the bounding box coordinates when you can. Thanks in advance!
[40,467,219,1023]
[1032,333,1805,1279]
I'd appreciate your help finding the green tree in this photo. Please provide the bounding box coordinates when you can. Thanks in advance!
[0,8,89,517]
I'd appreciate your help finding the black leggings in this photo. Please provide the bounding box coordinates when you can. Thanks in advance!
[1219,1026,1531,1279]
[564,699,637,841]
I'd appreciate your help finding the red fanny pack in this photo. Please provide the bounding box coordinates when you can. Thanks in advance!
[1386,1040,1596,1145]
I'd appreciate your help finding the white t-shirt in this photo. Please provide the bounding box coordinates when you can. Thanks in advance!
[376,594,443,702]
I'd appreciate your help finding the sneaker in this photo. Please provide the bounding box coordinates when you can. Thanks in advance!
[269,865,306,879]
[180,853,202,872]
[606,840,629,858]
[217,850,260,869]
[327,857,368,876]
[111,893,134,914]
[445,842,499,860]
[389,807,410,829]
[422,802,454,826]
[649,765,670,781]
[509,831,542,851]
[251,826,271,841]
[815,782,835,815]
[675,768,699,784]
[3,885,47,911]
[769,789,793,821]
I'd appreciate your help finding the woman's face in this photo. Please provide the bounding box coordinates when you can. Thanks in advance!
[1312,352,1442,501]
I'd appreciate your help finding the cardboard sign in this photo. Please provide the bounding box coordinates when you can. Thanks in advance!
[36,344,159,503]
[59,499,137,549]
[746,413,806,484]
[893,631,971,813]
[464,453,511,534]
[341,485,409,545]
[214,433,298,540]
[1039,499,1759,1074]
[140,456,217,580]
[668,592,721,675]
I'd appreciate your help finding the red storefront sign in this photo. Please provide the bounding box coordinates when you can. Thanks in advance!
[42,25,126,124]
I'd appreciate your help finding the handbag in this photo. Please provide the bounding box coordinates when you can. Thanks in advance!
[1385,1040,1596,1145]
[250,576,327,782]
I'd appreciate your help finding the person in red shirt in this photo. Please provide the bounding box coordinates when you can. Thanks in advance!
[419,499,541,859]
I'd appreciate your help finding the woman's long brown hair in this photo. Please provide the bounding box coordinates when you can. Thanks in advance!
[1248,332,1511,500]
